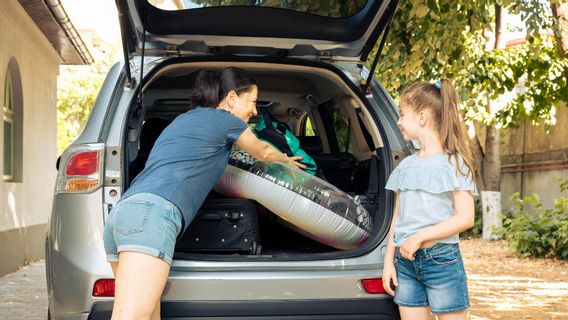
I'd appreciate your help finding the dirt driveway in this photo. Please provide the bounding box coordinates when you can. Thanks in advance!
[460,238,568,319]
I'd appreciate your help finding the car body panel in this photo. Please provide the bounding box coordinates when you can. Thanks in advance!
[47,54,409,319]
[117,0,398,61]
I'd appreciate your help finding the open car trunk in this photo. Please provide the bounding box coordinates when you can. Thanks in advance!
[124,59,389,260]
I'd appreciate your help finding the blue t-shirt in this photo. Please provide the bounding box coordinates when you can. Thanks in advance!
[385,153,478,247]
[123,107,248,231]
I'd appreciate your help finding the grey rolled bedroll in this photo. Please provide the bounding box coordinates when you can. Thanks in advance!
[215,150,373,250]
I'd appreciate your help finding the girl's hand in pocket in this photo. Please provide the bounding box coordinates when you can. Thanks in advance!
[400,235,422,261]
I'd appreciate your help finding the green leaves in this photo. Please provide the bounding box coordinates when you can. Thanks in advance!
[375,0,492,98]
[57,46,119,154]
[374,0,567,130]
[414,4,430,18]
[498,182,568,259]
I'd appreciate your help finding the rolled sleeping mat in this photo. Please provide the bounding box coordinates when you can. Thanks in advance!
[215,149,373,250]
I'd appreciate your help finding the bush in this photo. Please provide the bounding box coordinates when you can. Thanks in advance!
[499,181,568,259]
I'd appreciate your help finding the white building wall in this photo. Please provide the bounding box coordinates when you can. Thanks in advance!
[0,0,60,274]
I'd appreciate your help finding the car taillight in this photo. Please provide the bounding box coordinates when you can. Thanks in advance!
[93,279,115,297]
[55,143,104,193]
[361,278,387,294]
[66,151,99,175]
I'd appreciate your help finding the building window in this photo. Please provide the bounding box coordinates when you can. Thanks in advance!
[3,72,14,180]
[3,58,23,182]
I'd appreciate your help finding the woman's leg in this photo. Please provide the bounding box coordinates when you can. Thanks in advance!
[399,306,431,320]
[437,309,468,320]
[111,251,170,320]
[151,301,161,320]
[110,262,118,276]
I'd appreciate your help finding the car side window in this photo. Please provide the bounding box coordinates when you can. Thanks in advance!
[329,105,353,154]
[303,116,316,137]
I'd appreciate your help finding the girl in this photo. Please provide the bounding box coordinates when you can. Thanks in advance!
[103,67,306,320]
[381,79,477,320]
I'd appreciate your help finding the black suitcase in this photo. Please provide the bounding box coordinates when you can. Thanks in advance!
[175,198,261,255]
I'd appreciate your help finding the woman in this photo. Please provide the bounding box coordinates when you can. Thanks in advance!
[103,67,305,320]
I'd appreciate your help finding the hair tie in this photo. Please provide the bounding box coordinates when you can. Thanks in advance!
[434,80,441,90]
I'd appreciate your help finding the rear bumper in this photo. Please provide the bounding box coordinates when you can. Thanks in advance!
[87,298,400,319]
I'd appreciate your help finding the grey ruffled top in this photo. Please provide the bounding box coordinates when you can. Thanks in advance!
[385,153,478,247]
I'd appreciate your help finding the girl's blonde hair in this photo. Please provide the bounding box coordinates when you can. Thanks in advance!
[400,79,475,180]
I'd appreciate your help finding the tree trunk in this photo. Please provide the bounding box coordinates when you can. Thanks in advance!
[483,125,501,191]
[494,5,506,49]
[481,125,503,240]
[469,123,486,191]
[551,2,568,79]
[482,191,502,240]
[551,3,568,58]
[480,4,506,240]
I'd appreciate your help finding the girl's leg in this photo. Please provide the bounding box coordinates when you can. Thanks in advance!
[111,251,170,320]
[436,309,468,320]
[399,306,431,320]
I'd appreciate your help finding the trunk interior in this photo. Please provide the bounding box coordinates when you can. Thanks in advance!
[123,60,388,260]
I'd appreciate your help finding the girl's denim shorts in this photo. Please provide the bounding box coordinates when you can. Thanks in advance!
[103,192,183,265]
[394,243,469,314]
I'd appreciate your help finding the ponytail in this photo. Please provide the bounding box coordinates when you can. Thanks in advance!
[219,67,257,100]
[190,67,257,108]
[438,79,475,180]
[400,79,475,180]
[190,70,220,108]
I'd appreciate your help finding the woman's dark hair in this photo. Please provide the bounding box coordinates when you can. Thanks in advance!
[190,70,220,108]
[218,67,257,101]
[190,67,257,108]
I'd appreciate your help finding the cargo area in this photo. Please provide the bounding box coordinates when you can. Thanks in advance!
[122,61,389,260]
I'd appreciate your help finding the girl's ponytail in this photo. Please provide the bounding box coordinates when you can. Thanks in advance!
[400,79,475,180]
[438,79,475,180]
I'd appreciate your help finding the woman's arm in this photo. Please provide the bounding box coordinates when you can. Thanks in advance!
[399,190,475,260]
[235,127,306,169]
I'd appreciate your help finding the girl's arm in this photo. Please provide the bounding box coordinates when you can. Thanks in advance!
[235,127,307,169]
[382,192,399,296]
[399,190,475,260]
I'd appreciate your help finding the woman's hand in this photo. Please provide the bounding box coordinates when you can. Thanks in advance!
[399,234,423,261]
[382,260,398,296]
[235,129,306,170]
[283,154,307,169]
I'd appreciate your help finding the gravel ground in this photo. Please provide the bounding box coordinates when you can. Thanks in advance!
[461,238,568,320]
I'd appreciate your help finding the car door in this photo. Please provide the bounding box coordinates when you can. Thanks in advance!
[115,0,398,79]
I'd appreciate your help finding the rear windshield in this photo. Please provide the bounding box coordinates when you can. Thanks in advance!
[148,0,367,18]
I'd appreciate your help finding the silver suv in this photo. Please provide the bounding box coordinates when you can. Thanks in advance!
[46,0,411,319]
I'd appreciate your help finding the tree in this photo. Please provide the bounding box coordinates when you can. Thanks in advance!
[57,45,119,154]
[372,0,568,240]
[551,2,568,74]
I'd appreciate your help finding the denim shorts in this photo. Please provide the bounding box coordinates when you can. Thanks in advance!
[103,193,183,265]
[394,243,469,314]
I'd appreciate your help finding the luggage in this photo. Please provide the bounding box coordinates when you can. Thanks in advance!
[175,198,261,255]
